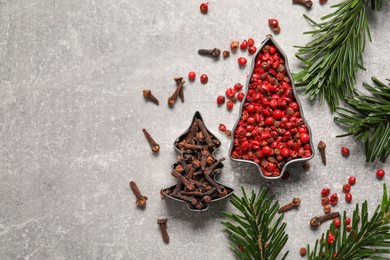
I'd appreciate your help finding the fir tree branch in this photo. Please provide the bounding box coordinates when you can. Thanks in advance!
[221,187,289,260]
[294,0,387,112]
[307,184,390,259]
[334,77,390,162]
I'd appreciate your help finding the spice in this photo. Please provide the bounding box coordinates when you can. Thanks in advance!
[217,95,225,105]
[142,128,160,153]
[162,114,232,210]
[200,74,208,84]
[327,231,335,244]
[343,183,351,193]
[248,38,255,47]
[199,2,208,14]
[143,90,159,105]
[130,181,148,207]
[320,0,327,3]
[198,48,221,58]
[240,40,248,50]
[345,217,351,225]
[345,192,352,203]
[227,101,233,110]
[223,50,230,58]
[157,218,169,243]
[341,146,350,157]
[230,41,239,50]
[174,77,185,103]
[168,80,185,107]
[310,212,340,228]
[248,46,257,55]
[323,205,331,214]
[376,169,385,179]
[300,247,307,257]
[292,0,313,9]
[329,193,338,206]
[346,225,352,232]
[278,197,301,213]
[230,43,313,177]
[238,57,247,66]
[268,19,279,28]
[321,187,330,196]
[237,92,244,102]
[318,141,327,165]
[219,124,227,132]
[348,176,356,185]
[188,71,196,81]
[333,218,341,227]
[234,83,244,91]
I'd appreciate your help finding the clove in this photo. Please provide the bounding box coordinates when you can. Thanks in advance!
[143,89,159,105]
[174,77,185,103]
[310,212,340,228]
[168,80,185,107]
[278,197,301,213]
[292,0,313,9]
[157,218,169,243]
[171,170,195,191]
[318,141,327,165]
[198,48,221,58]
[142,129,160,153]
[196,119,214,147]
[130,181,148,207]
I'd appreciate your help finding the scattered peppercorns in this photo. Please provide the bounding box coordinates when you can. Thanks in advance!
[188,71,196,81]
[240,40,248,50]
[376,169,385,179]
[219,124,227,132]
[230,41,239,50]
[333,218,340,228]
[227,101,233,110]
[342,183,351,193]
[200,74,208,84]
[238,57,247,66]
[341,146,350,157]
[200,2,208,14]
[345,217,351,225]
[217,95,225,105]
[268,18,281,34]
[348,176,356,185]
[330,193,338,206]
[345,192,352,203]
[300,247,307,257]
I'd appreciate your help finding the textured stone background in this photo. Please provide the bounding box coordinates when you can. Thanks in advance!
[0,0,389,259]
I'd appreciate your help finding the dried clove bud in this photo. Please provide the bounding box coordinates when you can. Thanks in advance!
[198,48,221,58]
[310,212,340,228]
[143,89,159,105]
[318,141,327,165]
[278,198,301,213]
[130,181,148,207]
[292,0,313,9]
[142,129,160,153]
[157,218,169,243]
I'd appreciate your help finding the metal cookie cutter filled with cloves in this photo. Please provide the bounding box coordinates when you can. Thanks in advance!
[229,36,315,179]
[161,111,234,211]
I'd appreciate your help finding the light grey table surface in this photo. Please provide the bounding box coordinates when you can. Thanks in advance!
[0,1,389,259]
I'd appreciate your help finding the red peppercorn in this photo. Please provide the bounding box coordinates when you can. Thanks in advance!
[327,232,335,244]
[289,102,299,111]
[268,18,279,28]
[333,218,341,228]
[348,176,356,185]
[240,40,248,50]
[321,187,331,196]
[234,83,243,91]
[200,74,208,84]
[248,38,255,47]
[269,45,277,55]
[280,147,290,157]
[272,109,283,120]
[188,71,196,81]
[342,183,351,193]
[237,92,245,102]
[200,2,208,14]
[345,217,351,225]
[230,41,239,50]
[217,95,225,105]
[320,0,327,4]
[225,88,236,98]
[262,146,272,156]
[341,147,350,157]
[227,101,233,110]
[238,57,247,66]
[300,133,310,143]
[345,192,352,203]
[219,124,227,132]
[248,46,257,55]
[321,197,329,206]
[330,193,338,206]
[376,169,385,179]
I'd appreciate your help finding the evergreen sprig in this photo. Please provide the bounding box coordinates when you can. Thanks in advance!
[334,77,390,162]
[221,187,289,260]
[307,184,390,259]
[294,0,387,112]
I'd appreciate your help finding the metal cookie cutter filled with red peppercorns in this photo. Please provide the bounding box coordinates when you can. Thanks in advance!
[229,36,315,179]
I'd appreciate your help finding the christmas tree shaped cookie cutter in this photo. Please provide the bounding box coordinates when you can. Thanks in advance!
[161,111,234,211]
[229,36,315,179]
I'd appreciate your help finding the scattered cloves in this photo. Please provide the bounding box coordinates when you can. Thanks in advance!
[143,89,159,105]
[310,212,340,228]
[198,48,221,58]
[142,128,160,153]
[130,181,148,207]
[278,197,301,213]
[292,0,313,9]
[168,80,185,107]
[318,141,327,165]
[157,218,169,243]
[174,77,185,103]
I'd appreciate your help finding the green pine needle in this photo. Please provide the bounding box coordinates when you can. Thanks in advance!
[294,0,387,112]
[307,184,390,259]
[334,77,390,162]
[221,187,289,260]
